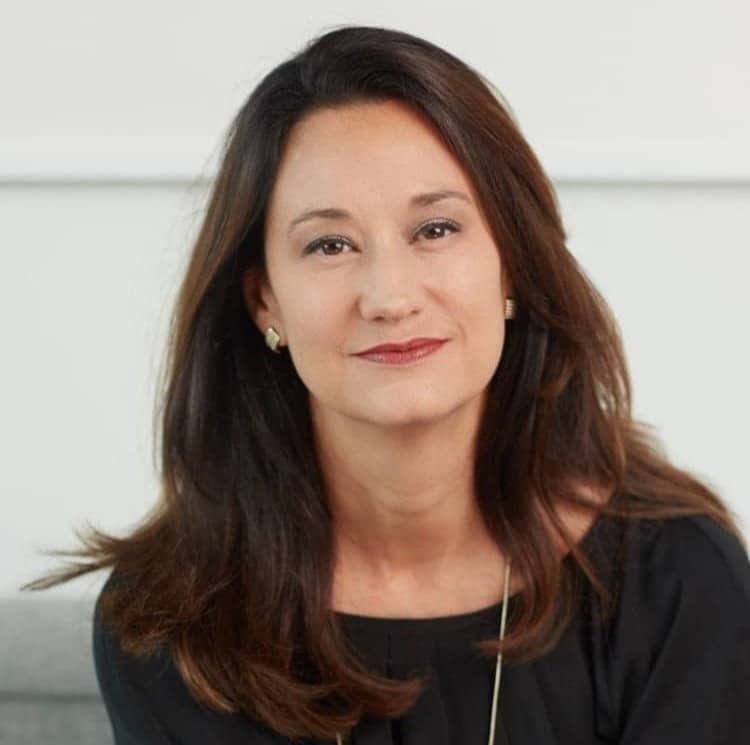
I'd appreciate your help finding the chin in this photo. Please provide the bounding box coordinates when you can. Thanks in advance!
[356,396,464,427]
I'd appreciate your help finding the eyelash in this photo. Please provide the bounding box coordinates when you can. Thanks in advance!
[302,218,461,257]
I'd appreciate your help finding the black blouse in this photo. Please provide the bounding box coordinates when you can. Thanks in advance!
[93,512,750,744]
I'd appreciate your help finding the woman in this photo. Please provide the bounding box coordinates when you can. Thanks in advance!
[23,24,750,744]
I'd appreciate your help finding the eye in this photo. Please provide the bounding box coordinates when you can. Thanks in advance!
[302,234,352,257]
[302,219,461,257]
[415,218,461,241]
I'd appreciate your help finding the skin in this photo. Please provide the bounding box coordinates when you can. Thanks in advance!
[244,99,600,617]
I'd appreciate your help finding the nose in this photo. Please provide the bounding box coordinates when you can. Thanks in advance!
[357,241,424,322]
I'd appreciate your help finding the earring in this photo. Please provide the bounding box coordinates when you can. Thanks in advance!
[264,326,282,353]
[504,297,516,319]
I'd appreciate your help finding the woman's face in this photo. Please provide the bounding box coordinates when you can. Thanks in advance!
[246,99,511,430]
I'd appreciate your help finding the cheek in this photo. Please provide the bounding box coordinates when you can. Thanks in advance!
[449,250,506,365]
[283,286,345,356]
[445,245,503,317]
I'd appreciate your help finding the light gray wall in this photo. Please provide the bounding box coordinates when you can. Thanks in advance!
[3,1,749,597]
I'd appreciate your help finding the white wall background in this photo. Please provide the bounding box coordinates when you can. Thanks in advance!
[2,0,749,598]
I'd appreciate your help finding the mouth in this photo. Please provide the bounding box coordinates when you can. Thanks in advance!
[354,339,448,366]
[355,337,448,355]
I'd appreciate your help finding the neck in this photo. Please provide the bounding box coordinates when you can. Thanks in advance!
[311,392,491,580]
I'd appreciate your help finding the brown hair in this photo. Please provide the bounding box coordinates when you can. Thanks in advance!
[22,24,745,741]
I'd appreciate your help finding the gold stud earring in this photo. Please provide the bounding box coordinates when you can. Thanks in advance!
[264,326,282,352]
[504,297,516,319]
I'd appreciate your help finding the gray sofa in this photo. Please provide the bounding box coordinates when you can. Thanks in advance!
[0,593,112,745]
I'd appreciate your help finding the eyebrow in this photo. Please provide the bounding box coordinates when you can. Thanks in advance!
[286,189,472,237]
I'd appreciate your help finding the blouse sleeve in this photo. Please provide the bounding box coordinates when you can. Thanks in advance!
[611,515,750,744]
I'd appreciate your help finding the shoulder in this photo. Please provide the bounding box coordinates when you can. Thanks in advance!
[91,570,280,743]
[611,512,750,643]
[92,569,129,667]
[671,514,749,577]
[597,513,750,738]
[92,569,171,690]
[641,514,750,602]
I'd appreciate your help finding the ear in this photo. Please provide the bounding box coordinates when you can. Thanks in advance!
[241,268,282,337]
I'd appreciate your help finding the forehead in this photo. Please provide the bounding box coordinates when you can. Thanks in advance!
[267,100,475,217]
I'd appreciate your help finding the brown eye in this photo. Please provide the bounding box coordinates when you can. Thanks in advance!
[416,219,460,241]
[303,235,352,256]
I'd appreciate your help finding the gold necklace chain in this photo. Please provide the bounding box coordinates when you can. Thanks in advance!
[335,559,512,744]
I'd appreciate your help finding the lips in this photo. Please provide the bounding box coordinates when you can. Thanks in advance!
[356,337,447,355]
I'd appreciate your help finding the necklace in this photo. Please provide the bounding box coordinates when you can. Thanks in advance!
[335,558,512,745]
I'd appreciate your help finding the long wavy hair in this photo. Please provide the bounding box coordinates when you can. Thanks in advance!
[22,24,745,741]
